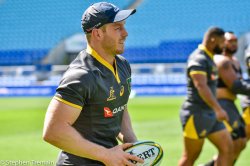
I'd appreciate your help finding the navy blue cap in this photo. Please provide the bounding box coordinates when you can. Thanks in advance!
[81,2,136,33]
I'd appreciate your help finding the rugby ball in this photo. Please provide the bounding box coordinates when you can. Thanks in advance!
[125,140,163,166]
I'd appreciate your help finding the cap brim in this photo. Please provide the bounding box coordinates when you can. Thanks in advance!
[113,9,136,22]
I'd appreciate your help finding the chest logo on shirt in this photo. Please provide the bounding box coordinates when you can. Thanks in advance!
[211,74,218,80]
[104,104,127,118]
[104,107,113,117]
[107,86,116,101]
[211,66,218,80]
[120,85,124,96]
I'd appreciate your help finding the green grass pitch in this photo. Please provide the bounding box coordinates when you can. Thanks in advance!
[0,97,249,165]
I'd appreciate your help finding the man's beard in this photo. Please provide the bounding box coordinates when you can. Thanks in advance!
[225,47,237,54]
[213,45,223,54]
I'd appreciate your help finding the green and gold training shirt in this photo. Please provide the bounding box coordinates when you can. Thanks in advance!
[183,45,218,111]
[55,45,132,148]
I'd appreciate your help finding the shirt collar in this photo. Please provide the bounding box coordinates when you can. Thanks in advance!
[198,44,213,60]
[86,45,120,83]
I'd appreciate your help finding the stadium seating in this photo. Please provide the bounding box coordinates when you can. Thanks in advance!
[0,49,48,65]
[0,0,130,65]
[1,0,250,65]
[123,40,201,63]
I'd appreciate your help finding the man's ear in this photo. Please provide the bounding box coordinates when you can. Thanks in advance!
[92,29,103,40]
[210,37,215,42]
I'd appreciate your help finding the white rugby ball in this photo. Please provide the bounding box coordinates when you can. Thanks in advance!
[125,140,164,166]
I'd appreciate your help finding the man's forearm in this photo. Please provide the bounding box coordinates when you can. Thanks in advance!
[43,123,108,163]
[120,110,137,143]
[198,85,221,111]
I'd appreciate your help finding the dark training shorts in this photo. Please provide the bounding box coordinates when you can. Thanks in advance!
[180,108,225,139]
[218,99,246,140]
[56,151,104,166]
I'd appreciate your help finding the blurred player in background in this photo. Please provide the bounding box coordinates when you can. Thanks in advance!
[241,52,250,140]
[43,2,144,166]
[204,31,248,166]
[179,27,234,166]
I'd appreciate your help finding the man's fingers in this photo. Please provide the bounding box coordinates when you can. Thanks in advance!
[123,154,144,166]
[115,143,144,166]
[128,154,144,164]
[121,143,133,150]
[123,159,135,166]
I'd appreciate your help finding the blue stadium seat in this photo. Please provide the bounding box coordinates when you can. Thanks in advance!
[0,0,250,64]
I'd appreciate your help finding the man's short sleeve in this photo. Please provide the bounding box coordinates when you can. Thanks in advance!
[54,68,91,110]
[188,56,208,76]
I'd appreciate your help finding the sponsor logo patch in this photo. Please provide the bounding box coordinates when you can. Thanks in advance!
[103,104,127,118]
[104,107,113,118]
[211,66,218,80]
